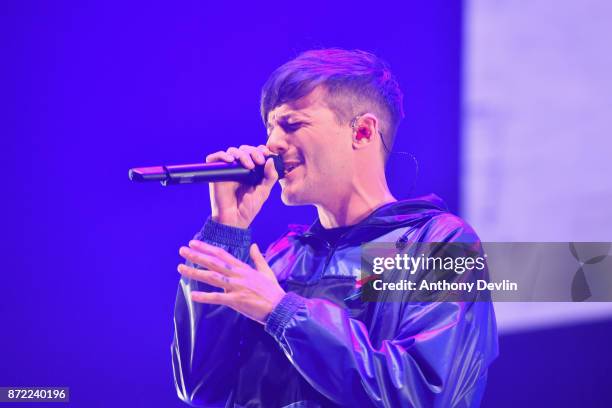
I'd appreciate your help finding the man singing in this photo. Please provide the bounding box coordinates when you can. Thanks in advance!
[171,49,498,407]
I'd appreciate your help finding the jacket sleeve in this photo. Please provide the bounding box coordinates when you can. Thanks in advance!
[171,218,252,407]
[264,217,499,408]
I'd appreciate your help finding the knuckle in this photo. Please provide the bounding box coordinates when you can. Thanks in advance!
[207,270,219,283]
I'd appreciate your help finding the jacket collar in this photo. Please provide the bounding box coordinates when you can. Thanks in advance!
[295,194,447,247]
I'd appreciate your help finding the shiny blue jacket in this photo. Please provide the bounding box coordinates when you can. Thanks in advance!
[171,195,499,407]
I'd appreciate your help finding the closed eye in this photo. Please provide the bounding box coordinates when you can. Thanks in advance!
[266,116,308,139]
[281,121,304,133]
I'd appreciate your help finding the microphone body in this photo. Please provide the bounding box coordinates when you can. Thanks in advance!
[129,155,285,186]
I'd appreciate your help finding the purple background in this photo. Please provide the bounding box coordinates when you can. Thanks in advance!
[2,1,609,407]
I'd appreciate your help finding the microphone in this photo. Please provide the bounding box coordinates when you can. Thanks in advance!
[128,155,285,186]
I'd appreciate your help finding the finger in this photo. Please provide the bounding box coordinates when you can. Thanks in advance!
[178,263,232,290]
[179,246,240,276]
[227,147,255,169]
[257,145,273,156]
[190,290,231,305]
[239,145,265,165]
[206,151,235,163]
[249,243,276,280]
[188,240,246,270]
[262,157,280,188]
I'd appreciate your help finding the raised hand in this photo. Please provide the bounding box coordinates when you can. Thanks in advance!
[178,240,286,324]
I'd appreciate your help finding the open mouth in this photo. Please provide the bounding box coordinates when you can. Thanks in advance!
[283,161,302,177]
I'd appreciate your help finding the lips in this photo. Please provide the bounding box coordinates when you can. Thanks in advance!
[282,158,303,176]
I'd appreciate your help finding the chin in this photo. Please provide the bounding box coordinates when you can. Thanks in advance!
[280,189,306,206]
[279,182,312,206]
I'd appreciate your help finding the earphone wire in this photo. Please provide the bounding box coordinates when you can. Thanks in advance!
[351,114,420,196]
[380,134,420,196]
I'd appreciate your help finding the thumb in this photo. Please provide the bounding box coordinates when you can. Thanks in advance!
[250,243,276,279]
[261,157,280,188]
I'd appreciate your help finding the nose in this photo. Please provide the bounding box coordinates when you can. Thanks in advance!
[266,129,289,155]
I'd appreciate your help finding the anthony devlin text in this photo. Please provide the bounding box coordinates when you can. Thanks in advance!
[373,279,518,292]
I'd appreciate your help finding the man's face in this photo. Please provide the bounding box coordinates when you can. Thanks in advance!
[266,86,354,207]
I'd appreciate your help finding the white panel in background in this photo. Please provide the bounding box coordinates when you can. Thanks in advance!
[463,0,612,333]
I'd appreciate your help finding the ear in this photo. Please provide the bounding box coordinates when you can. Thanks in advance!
[351,113,379,150]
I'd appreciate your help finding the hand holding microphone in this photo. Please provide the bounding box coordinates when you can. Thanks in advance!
[206,145,280,229]
[129,145,283,228]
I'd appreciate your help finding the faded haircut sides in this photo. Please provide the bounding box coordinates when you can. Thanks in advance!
[260,49,405,158]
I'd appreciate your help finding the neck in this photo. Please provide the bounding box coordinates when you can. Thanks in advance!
[316,180,396,228]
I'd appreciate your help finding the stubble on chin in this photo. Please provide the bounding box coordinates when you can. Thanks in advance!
[280,188,300,206]
[280,182,311,207]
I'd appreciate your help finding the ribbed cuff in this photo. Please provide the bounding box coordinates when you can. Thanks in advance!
[200,217,251,247]
[265,292,305,340]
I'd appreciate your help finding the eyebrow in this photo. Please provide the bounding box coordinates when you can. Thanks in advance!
[266,112,309,134]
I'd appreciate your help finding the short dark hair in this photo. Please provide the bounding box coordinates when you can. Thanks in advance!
[260,49,405,157]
